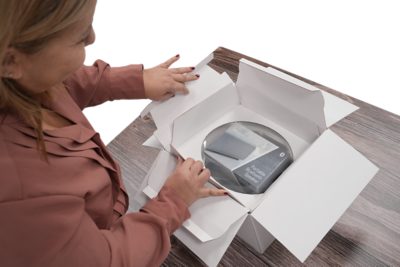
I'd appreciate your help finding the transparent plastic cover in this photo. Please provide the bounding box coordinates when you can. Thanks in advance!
[202,121,293,194]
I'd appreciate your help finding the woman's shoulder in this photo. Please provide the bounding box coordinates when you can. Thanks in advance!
[0,112,30,150]
[0,110,23,125]
[0,116,44,202]
[0,124,24,202]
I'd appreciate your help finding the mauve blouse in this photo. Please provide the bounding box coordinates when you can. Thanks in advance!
[0,60,190,267]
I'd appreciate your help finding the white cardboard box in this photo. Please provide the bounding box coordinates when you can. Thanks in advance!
[138,53,379,266]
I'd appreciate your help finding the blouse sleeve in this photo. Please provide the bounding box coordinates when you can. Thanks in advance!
[0,186,190,267]
[63,60,146,110]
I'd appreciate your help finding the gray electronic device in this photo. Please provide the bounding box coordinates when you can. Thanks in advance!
[202,121,293,194]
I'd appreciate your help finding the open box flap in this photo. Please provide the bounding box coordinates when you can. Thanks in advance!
[321,91,359,127]
[174,213,248,267]
[251,130,379,262]
[182,191,249,242]
[149,62,233,150]
[237,59,326,142]
[142,150,177,198]
[253,63,359,127]
[142,150,249,243]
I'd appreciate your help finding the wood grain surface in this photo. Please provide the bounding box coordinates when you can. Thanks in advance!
[107,47,400,266]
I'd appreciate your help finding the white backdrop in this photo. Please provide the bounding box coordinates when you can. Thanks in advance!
[84,0,400,144]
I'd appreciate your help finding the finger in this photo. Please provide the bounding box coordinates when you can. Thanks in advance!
[210,189,228,196]
[159,54,180,68]
[171,73,187,83]
[159,92,175,101]
[190,160,204,175]
[199,188,227,198]
[171,82,189,95]
[185,74,200,82]
[171,67,195,74]
[177,156,184,166]
[182,158,195,169]
[172,73,200,83]
[198,168,211,183]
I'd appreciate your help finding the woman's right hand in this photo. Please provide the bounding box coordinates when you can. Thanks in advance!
[164,157,227,206]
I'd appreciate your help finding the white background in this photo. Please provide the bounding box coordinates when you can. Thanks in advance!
[84,0,400,144]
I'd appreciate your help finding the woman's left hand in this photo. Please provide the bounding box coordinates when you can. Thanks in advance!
[143,54,199,101]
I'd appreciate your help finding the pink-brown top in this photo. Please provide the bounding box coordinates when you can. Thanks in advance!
[0,60,190,267]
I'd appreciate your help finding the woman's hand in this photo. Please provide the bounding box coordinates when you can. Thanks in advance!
[143,55,199,101]
[164,157,227,206]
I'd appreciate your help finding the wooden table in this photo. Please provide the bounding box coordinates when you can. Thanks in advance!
[107,47,400,266]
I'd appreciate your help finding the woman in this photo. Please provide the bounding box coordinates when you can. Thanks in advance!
[0,0,225,266]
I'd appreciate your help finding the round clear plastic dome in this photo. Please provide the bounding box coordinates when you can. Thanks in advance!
[202,121,293,194]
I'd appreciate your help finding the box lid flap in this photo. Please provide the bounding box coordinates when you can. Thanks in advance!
[174,213,248,267]
[257,65,359,127]
[142,150,176,198]
[237,59,326,140]
[321,91,359,127]
[181,191,249,242]
[251,130,378,262]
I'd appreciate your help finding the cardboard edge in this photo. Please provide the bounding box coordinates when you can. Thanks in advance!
[239,58,359,126]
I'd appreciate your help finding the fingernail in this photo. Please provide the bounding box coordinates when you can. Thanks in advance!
[224,192,229,195]
[195,74,200,78]
[175,54,180,58]
[191,67,195,70]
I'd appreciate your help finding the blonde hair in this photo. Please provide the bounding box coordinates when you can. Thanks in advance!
[0,0,92,160]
